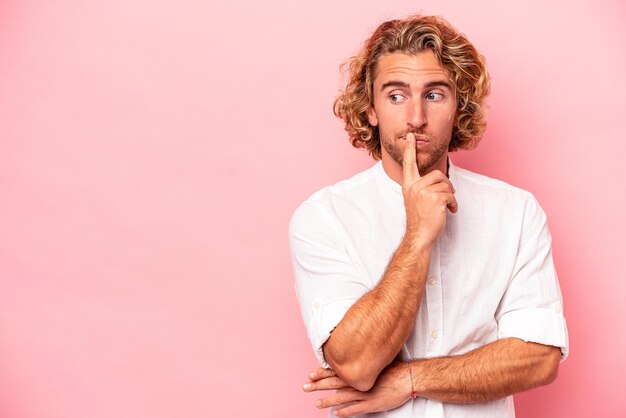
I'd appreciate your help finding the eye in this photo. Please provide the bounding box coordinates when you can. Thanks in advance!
[425,92,444,101]
[389,93,406,103]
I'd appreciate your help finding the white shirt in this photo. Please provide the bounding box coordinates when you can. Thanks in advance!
[289,160,568,418]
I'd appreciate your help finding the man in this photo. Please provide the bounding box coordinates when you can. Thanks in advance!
[289,15,568,418]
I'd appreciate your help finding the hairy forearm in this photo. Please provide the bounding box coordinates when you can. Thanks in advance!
[306,339,562,416]
[323,234,431,391]
[411,338,561,404]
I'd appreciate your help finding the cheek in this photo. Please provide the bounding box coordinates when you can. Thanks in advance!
[378,105,406,125]
[431,111,455,129]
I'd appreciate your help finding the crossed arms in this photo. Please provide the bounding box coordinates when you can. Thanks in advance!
[305,338,560,417]
[300,134,562,416]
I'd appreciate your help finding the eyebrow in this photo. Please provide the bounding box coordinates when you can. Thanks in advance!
[380,80,409,91]
[380,80,454,91]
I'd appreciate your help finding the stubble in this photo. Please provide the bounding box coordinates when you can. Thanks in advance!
[382,131,450,174]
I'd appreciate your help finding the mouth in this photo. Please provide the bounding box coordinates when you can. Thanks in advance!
[401,134,430,144]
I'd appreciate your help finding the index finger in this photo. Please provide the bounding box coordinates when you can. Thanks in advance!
[303,375,350,392]
[308,367,336,381]
[403,133,421,186]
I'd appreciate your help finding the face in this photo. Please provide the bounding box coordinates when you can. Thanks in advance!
[367,51,457,177]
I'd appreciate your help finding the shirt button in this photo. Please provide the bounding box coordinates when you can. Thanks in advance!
[431,330,439,339]
[428,277,438,286]
[313,302,321,310]
[554,304,562,313]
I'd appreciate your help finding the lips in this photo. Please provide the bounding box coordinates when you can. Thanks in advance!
[401,134,430,144]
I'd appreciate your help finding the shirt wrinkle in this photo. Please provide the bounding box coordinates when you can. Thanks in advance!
[289,160,569,418]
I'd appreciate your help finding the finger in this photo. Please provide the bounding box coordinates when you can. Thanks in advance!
[432,193,458,214]
[446,194,459,213]
[303,375,349,392]
[308,367,335,381]
[423,182,455,195]
[334,400,377,417]
[315,389,363,409]
[418,170,455,191]
[402,133,420,186]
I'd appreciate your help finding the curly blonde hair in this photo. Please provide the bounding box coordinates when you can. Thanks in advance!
[334,15,490,159]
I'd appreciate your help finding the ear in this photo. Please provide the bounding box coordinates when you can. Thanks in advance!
[366,106,379,127]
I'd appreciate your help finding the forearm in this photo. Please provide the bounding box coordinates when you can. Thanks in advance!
[411,338,561,403]
[323,234,430,391]
[306,339,561,416]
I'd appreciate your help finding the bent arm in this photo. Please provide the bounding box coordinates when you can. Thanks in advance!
[323,137,457,392]
[323,235,431,391]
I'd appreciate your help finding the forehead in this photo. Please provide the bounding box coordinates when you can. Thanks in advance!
[373,51,450,86]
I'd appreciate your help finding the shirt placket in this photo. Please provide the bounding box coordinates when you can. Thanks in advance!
[425,239,443,357]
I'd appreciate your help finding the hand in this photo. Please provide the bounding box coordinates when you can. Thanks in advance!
[402,133,458,247]
[303,362,412,417]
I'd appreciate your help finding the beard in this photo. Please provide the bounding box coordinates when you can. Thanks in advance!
[381,129,450,174]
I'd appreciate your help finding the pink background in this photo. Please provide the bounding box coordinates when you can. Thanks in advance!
[1,0,624,417]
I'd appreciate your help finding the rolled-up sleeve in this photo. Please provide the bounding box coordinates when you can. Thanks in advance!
[289,201,370,368]
[495,196,569,360]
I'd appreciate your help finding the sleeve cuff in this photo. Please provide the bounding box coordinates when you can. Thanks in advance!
[307,298,359,368]
[498,306,569,361]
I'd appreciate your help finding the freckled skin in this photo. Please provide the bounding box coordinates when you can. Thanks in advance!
[366,51,457,183]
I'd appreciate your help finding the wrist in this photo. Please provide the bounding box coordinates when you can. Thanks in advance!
[407,360,427,398]
[407,362,418,400]
[402,231,433,253]
[391,361,417,401]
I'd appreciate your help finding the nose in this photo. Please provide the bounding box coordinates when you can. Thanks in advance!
[407,99,427,130]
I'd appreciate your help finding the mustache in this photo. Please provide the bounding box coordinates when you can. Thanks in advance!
[400,131,434,141]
